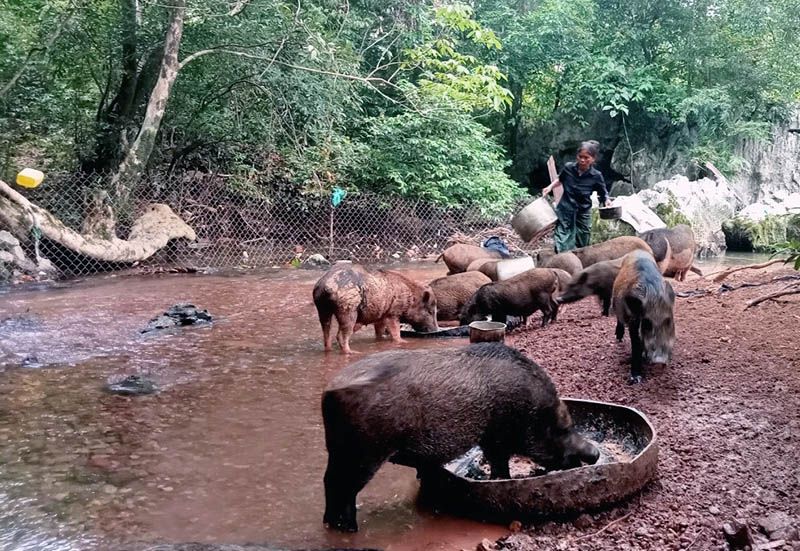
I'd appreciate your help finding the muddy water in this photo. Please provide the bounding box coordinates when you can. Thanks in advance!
[0,265,505,551]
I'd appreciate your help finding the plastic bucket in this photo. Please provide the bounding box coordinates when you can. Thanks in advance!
[468,321,506,344]
[495,256,535,281]
[512,197,558,242]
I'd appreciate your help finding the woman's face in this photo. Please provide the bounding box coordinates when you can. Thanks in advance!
[576,149,595,172]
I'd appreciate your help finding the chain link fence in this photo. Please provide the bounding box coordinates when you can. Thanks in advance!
[7,170,547,279]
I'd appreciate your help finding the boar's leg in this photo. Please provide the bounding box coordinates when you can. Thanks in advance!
[323,451,385,532]
[628,318,644,383]
[373,320,388,339]
[615,320,625,341]
[600,293,611,317]
[317,310,335,351]
[384,317,407,343]
[481,443,511,479]
[334,310,358,354]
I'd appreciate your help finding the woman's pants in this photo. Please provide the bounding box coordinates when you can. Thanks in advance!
[553,200,592,253]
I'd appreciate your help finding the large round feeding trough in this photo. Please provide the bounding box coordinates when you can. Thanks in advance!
[418,398,658,522]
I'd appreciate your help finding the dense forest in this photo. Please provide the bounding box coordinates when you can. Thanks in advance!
[2,0,799,212]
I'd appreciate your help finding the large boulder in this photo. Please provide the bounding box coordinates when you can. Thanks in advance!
[637,176,737,257]
[721,192,800,251]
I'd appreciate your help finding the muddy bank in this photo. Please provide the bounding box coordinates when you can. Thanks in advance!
[497,266,800,550]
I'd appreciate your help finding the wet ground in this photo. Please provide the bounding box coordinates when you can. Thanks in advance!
[502,263,800,550]
[1,254,797,551]
[0,264,504,551]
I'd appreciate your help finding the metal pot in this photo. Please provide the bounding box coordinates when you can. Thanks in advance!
[599,205,623,220]
[512,197,558,242]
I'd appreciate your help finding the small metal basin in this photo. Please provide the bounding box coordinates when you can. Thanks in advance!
[599,205,623,220]
[418,398,658,522]
[468,321,506,343]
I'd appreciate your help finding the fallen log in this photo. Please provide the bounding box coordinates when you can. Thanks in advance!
[0,178,196,264]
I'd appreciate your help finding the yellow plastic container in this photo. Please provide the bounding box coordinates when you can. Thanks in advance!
[16,168,45,189]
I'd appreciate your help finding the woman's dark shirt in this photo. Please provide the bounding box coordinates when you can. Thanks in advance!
[558,162,608,210]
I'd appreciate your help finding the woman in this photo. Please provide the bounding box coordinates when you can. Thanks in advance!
[542,141,612,253]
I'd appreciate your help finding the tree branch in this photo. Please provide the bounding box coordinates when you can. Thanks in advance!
[744,283,800,309]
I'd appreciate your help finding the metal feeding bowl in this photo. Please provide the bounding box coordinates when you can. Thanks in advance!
[418,398,658,522]
[599,205,623,220]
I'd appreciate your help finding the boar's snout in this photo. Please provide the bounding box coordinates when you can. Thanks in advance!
[562,432,600,468]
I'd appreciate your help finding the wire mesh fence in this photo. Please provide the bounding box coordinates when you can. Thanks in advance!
[7,170,546,279]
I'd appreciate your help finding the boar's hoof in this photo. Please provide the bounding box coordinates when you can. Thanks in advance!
[323,510,358,532]
[628,374,644,385]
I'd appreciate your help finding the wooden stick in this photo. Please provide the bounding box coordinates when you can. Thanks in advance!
[573,512,632,541]
[711,259,786,283]
[744,284,800,309]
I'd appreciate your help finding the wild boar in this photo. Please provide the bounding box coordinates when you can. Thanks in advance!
[557,258,624,316]
[466,258,501,281]
[640,224,702,281]
[322,343,600,532]
[312,264,438,354]
[460,268,560,327]
[541,251,583,276]
[572,236,653,268]
[613,250,676,383]
[429,271,492,322]
[437,244,503,274]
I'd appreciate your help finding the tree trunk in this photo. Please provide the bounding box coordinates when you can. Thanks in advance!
[110,0,185,196]
[0,179,195,263]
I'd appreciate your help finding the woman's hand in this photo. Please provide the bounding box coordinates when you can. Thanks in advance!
[604,198,614,207]
[543,179,560,196]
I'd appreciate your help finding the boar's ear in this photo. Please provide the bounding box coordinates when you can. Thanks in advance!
[422,289,434,306]
[624,295,643,315]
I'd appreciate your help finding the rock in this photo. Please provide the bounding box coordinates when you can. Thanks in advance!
[722,214,800,252]
[0,230,20,249]
[638,176,737,256]
[141,303,212,333]
[758,512,799,542]
[710,505,722,516]
[301,253,331,270]
[509,520,523,533]
[476,538,497,551]
[610,180,636,197]
[723,519,755,550]
[105,375,158,396]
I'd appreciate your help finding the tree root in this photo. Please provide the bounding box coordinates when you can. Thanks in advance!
[710,259,786,283]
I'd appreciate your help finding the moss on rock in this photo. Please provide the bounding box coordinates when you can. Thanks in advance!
[653,195,692,228]
[722,214,800,252]
[590,209,636,245]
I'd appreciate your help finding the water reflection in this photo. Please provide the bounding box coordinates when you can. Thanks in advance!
[0,265,504,550]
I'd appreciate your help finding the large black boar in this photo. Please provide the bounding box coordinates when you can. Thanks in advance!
[460,268,560,327]
[322,343,600,532]
[640,224,702,281]
[572,236,652,268]
[313,264,438,354]
[613,250,676,383]
[557,258,624,316]
[429,271,492,321]
[437,244,503,274]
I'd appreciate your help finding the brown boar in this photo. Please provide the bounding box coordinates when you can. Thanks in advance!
[437,244,503,274]
[613,250,676,383]
[572,236,653,268]
[640,224,701,281]
[322,343,600,531]
[466,258,501,281]
[429,271,492,322]
[541,251,583,276]
[460,268,560,327]
[313,264,438,354]
[557,258,624,316]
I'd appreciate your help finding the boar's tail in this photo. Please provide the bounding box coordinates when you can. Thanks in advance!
[689,265,703,276]
[435,253,443,263]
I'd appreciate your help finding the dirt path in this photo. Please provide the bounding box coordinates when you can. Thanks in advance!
[495,267,800,551]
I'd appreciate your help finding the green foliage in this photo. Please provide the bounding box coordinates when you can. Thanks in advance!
[590,210,635,244]
[653,196,692,228]
[723,215,796,252]
[348,97,524,214]
[771,240,800,271]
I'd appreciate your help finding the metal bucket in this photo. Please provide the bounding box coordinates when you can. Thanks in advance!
[468,321,506,343]
[495,256,534,281]
[512,197,558,242]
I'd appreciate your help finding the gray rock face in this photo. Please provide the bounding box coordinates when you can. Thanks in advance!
[637,176,737,256]
[301,253,331,270]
